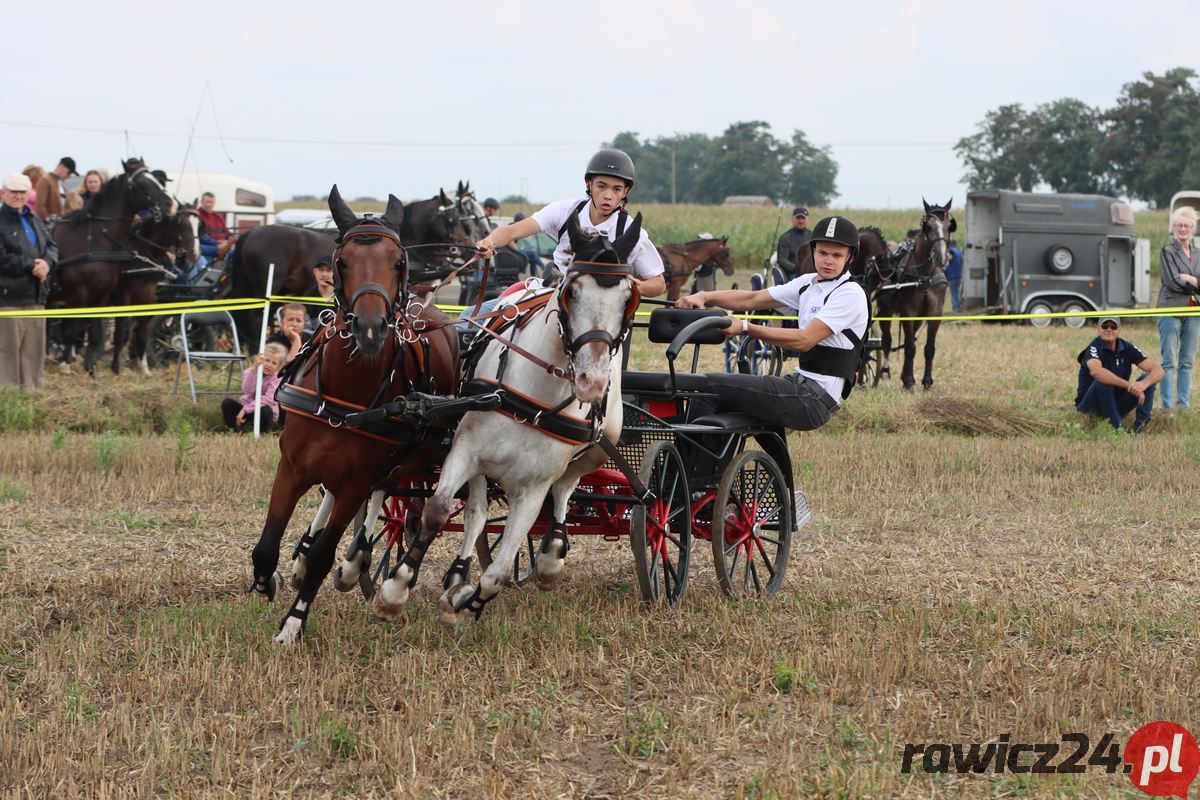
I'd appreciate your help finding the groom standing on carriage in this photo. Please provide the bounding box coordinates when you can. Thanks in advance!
[471,148,667,298]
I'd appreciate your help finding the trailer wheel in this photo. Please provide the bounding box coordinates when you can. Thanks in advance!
[1045,245,1075,275]
[1060,301,1088,329]
[1026,300,1055,328]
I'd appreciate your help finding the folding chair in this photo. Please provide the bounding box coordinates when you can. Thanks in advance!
[173,310,244,403]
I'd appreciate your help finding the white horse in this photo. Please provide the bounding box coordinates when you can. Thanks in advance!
[372,212,644,624]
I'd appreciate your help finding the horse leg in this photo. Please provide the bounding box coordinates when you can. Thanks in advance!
[436,475,489,623]
[879,317,892,380]
[533,474,579,591]
[250,468,311,603]
[922,320,941,391]
[274,489,363,645]
[111,317,128,374]
[901,320,917,391]
[131,315,151,376]
[441,481,552,625]
[332,488,386,592]
[289,486,336,590]
[375,452,478,620]
[84,318,104,377]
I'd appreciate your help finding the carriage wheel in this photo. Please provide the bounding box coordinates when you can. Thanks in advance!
[711,450,792,597]
[734,334,782,377]
[145,315,217,369]
[630,441,691,606]
[362,494,420,600]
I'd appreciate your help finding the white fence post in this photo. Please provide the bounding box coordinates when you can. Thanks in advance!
[254,262,275,439]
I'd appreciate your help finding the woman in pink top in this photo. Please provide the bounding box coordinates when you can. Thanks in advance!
[221,342,288,431]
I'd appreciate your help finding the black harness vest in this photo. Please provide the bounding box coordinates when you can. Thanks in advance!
[791,275,870,399]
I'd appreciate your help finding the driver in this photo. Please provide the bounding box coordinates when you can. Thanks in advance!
[472,148,667,297]
[676,216,869,430]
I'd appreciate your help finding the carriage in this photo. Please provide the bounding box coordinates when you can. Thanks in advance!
[305,306,809,607]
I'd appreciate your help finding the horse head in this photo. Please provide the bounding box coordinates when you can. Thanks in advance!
[852,226,890,285]
[454,188,489,244]
[123,161,176,221]
[175,202,201,264]
[919,197,954,272]
[328,185,407,356]
[714,236,735,276]
[560,212,642,403]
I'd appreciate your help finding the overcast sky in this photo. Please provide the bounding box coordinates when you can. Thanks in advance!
[4,1,1196,209]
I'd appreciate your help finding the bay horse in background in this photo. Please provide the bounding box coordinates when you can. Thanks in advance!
[249,186,460,646]
[374,211,643,626]
[48,160,177,375]
[876,198,955,391]
[109,203,200,374]
[657,236,734,300]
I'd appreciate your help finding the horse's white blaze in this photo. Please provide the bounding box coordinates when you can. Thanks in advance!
[187,215,200,262]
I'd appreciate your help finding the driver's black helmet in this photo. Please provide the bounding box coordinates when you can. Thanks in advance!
[584,148,635,188]
[808,216,859,262]
[483,197,499,210]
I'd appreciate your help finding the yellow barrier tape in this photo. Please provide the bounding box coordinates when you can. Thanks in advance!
[0,298,267,319]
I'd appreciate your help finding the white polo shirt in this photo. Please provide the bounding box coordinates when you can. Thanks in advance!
[531,198,665,280]
[767,272,869,404]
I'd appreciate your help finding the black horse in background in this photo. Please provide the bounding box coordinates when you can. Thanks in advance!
[875,198,955,391]
[229,189,476,345]
[110,203,200,374]
[48,159,176,375]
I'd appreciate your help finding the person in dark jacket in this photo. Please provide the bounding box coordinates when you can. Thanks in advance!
[945,238,963,311]
[774,207,811,279]
[1157,207,1200,410]
[0,173,59,389]
[1075,316,1163,433]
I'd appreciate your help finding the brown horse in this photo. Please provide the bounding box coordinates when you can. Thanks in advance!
[656,236,734,300]
[876,198,955,390]
[248,186,460,645]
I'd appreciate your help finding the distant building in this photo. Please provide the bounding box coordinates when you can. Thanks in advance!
[722,195,774,207]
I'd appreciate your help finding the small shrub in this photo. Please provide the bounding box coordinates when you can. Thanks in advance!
[0,479,26,503]
[94,429,129,475]
[51,426,68,450]
[0,390,38,432]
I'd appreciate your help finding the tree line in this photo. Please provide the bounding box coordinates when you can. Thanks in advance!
[607,121,838,206]
[955,67,1200,208]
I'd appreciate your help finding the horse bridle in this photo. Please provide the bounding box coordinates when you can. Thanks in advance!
[556,260,640,359]
[126,167,174,222]
[331,221,408,324]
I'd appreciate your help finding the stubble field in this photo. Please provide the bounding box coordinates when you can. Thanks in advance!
[2,319,1200,798]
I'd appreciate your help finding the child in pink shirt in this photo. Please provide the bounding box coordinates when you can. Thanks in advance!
[221,342,288,431]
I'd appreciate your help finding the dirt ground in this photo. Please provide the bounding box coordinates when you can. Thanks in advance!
[2,321,1199,798]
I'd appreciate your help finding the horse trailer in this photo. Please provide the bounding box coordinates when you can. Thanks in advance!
[962,190,1150,327]
[166,172,275,232]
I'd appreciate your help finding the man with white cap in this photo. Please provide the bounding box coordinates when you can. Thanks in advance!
[1075,315,1163,433]
[0,172,58,389]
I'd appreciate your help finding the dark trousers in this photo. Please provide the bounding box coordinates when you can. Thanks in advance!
[1076,379,1154,430]
[701,371,839,431]
[221,398,275,431]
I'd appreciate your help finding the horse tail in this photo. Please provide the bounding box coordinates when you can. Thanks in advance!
[229,228,253,299]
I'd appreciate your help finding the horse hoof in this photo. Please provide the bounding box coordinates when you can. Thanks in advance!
[273,617,303,646]
[289,556,307,590]
[332,561,359,593]
[250,571,282,603]
[439,583,474,626]
[372,581,407,621]
[533,560,565,592]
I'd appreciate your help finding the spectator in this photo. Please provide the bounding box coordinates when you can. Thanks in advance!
[1157,206,1200,411]
[482,197,500,231]
[0,173,58,390]
[35,157,77,220]
[197,192,235,257]
[945,238,963,312]
[302,255,336,337]
[691,232,720,293]
[774,207,811,279]
[276,302,307,358]
[65,169,104,213]
[1075,316,1163,433]
[20,165,44,214]
[221,341,288,431]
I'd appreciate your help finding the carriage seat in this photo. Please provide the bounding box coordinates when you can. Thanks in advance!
[621,370,711,394]
[689,412,765,429]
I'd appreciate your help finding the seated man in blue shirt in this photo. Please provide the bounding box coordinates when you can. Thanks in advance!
[1075,316,1164,433]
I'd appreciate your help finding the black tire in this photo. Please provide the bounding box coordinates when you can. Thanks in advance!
[1060,301,1088,329]
[630,441,691,606]
[1045,245,1074,275]
[734,333,782,377]
[711,450,792,597]
[145,315,217,368]
[1026,300,1055,329]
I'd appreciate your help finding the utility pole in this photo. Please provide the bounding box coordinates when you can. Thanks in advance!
[671,143,677,206]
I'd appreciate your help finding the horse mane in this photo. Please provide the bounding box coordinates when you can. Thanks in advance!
[61,174,124,222]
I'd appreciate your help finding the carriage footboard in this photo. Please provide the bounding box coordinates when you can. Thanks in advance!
[793,489,812,532]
